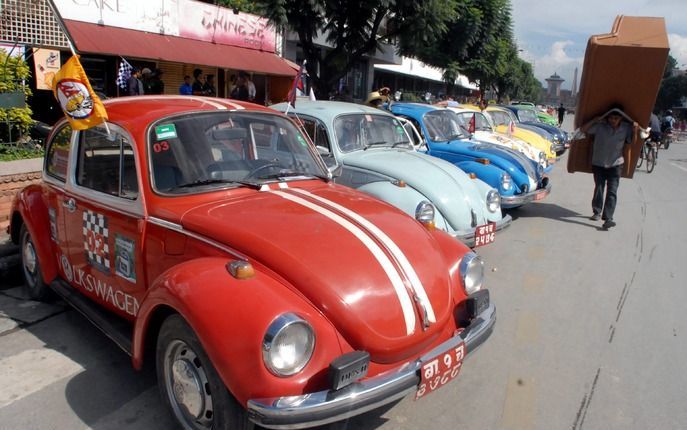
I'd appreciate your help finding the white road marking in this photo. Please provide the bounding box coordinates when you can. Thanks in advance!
[0,349,83,408]
[272,190,417,334]
[669,162,687,173]
[292,189,437,323]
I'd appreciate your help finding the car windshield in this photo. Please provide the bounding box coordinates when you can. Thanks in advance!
[517,109,539,122]
[423,110,467,141]
[333,114,412,152]
[148,111,326,194]
[456,112,493,132]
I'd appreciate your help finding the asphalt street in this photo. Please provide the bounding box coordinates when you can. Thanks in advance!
[1,116,686,430]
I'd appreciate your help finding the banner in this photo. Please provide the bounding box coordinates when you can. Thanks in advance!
[33,49,61,91]
[52,56,108,131]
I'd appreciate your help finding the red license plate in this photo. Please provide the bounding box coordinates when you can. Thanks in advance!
[416,342,466,400]
[473,222,496,247]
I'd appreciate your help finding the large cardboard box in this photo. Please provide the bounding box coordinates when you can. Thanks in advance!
[567,16,669,178]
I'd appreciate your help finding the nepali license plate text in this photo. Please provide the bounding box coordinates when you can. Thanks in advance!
[474,222,496,247]
[416,342,466,400]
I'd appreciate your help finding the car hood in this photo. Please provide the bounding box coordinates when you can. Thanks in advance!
[342,149,494,230]
[454,139,536,188]
[522,121,564,139]
[180,183,455,363]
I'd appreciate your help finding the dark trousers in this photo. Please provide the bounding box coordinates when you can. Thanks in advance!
[592,165,622,220]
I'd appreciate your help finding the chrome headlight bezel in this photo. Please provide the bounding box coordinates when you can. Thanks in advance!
[539,151,546,161]
[500,173,512,191]
[262,313,315,377]
[415,200,435,224]
[486,189,500,213]
[550,143,555,153]
[459,252,485,295]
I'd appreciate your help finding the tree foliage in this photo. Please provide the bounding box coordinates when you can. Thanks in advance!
[655,54,686,111]
[254,0,458,97]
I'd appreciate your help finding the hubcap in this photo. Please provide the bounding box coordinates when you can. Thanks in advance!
[164,340,213,429]
[22,238,37,282]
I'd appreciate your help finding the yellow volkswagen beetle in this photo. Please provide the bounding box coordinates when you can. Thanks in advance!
[484,106,557,164]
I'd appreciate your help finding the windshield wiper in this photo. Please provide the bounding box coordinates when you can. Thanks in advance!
[255,169,327,180]
[176,178,262,190]
[363,141,390,150]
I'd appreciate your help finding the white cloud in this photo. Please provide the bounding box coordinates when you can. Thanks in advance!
[669,34,687,68]
[522,41,583,90]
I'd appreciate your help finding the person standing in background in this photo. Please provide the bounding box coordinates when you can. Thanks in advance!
[148,69,165,95]
[203,74,216,96]
[127,68,143,96]
[230,74,249,101]
[557,103,566,127]
[241,71,256,102]
[179,75,193,95]
[192,69,205,96]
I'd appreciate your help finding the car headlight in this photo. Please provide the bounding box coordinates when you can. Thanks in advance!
[549,143,555,153]
[539,151,546,161]
[263,313,315,376]
[501,173,512,191]
[486,189,500,213]
[415,200,436,229]
[459,252,484,295]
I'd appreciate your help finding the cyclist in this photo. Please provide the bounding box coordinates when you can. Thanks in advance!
[662,110,675,132]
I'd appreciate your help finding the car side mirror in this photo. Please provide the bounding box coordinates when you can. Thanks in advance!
[327,163,343,179]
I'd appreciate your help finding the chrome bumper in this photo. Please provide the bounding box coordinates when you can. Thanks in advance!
[501,182,552,207]
[247,303,496,429]
[454,214,513,247]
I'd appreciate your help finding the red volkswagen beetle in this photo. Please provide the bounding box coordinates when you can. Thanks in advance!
[9,96,495,429]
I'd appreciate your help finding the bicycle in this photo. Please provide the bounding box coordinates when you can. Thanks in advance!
[636,138,657,173]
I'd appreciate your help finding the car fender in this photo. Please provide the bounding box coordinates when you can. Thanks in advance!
[10,185,58,283]
[454,161,518,196]
[356,181,452,231]
[132,257,344,407]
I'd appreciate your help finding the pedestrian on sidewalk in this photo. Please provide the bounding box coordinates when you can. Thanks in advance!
[127,68,144,96]
[580,107,638,229]
[179,75,192,95]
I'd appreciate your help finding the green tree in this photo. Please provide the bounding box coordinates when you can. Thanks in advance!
[255,0,458,98]
[214,0,261,14]
[656,74,687,111]
[0,50,33,144]
[664,54,677,79]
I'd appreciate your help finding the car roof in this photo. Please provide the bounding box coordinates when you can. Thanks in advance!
[389,102,438,115]
[101,95,274,128]
[271,100,394,122]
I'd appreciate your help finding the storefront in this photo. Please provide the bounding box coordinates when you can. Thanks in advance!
[52,0,296,104]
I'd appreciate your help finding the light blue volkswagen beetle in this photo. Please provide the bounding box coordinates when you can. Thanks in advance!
[272,100,511,247]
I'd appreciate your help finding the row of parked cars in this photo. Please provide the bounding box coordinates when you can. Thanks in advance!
[9,95,568,430]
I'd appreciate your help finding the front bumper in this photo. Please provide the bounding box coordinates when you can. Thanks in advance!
[501,181,552,207]
[454,214,513,247]
[247,302,497,429]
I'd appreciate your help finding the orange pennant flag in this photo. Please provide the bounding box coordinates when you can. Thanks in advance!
[52,55,108,130]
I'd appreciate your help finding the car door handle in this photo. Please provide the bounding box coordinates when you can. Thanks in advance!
[62,198,76,212]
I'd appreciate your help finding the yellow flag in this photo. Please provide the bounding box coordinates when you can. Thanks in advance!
[52,55,108,130]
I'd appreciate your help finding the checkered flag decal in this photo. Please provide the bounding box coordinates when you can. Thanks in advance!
[83,210,110,270]
[116,59,133,90]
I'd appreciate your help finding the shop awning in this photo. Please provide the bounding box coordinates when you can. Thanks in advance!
[64,20,296,77]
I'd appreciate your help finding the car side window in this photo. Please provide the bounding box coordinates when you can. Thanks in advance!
[45,125,73,182]
[76,125,139,200]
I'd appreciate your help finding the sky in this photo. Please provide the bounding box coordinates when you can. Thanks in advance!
[512,0,687,90]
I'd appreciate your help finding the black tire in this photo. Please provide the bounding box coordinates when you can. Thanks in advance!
[663,136,671,150]
[636,145,644,168]
[647,147,656,173]
[20,224,52,301]
[156,315,251,430]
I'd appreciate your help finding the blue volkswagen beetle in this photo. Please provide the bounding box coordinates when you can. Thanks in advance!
[389,103,551,208]
[272,100,511,246]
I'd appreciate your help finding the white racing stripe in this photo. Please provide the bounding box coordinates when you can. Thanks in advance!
[291,189,437,323]
[0,348,83,408]
[272,191,417,335]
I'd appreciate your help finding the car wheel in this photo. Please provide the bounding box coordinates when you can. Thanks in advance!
[157,315,251,430]
[20,224,52,301]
